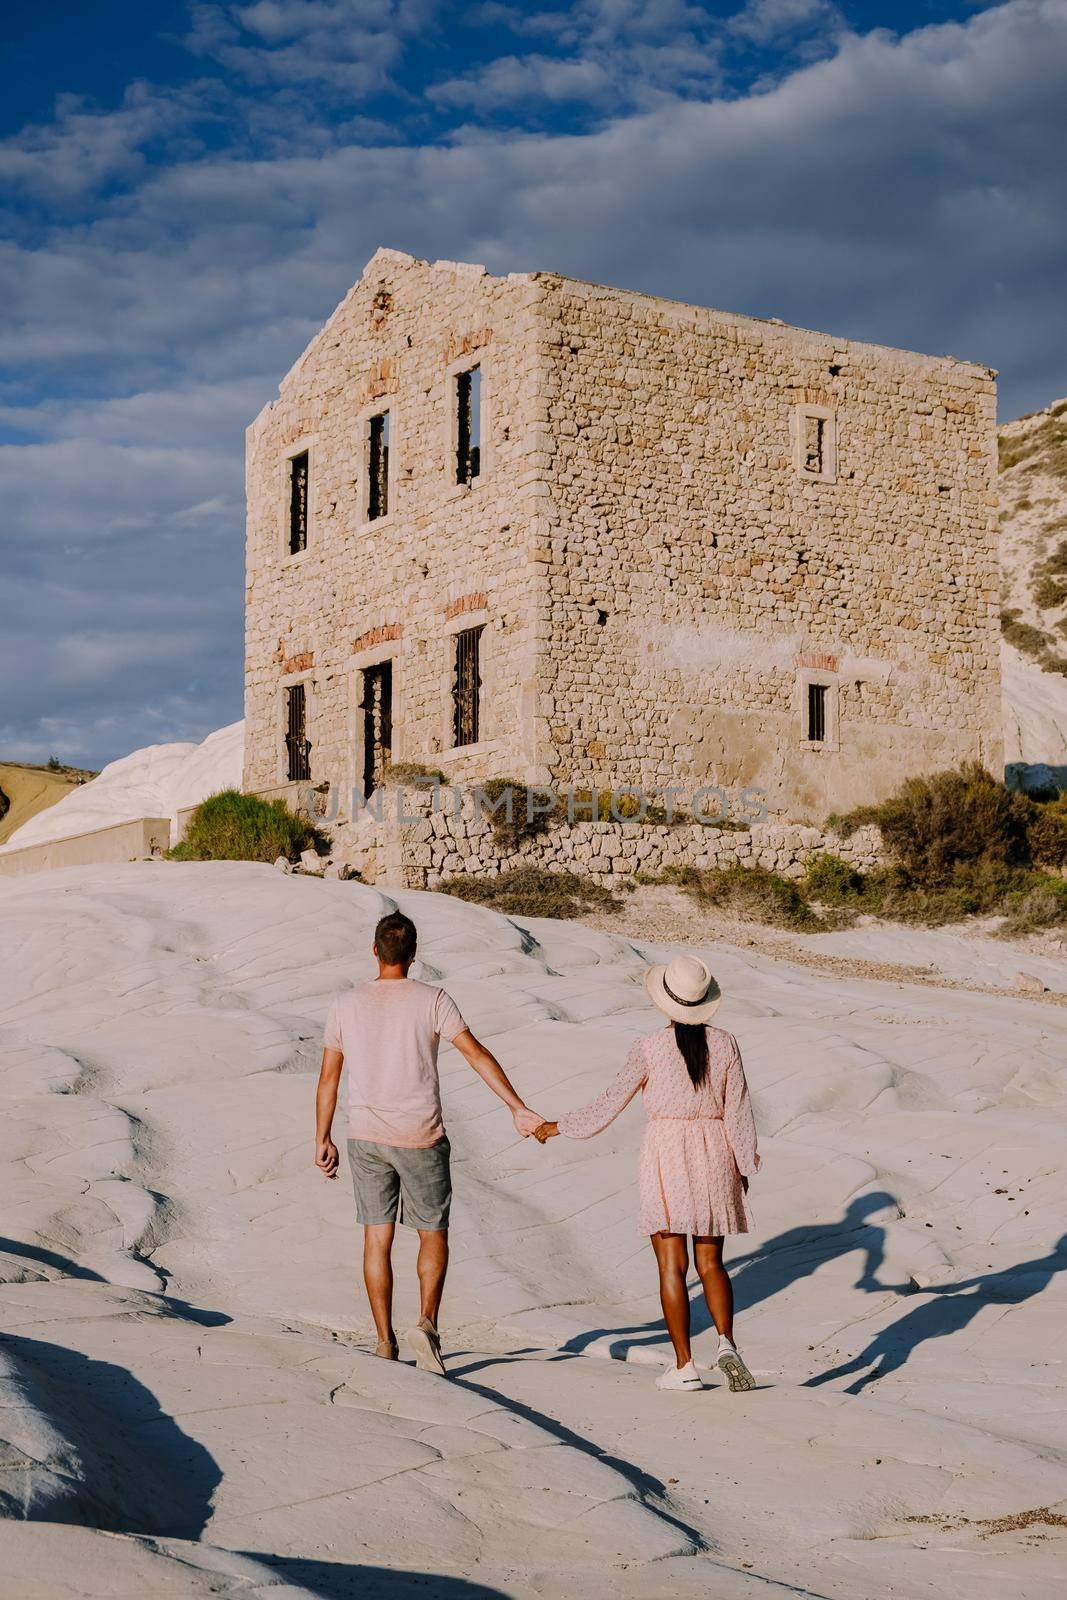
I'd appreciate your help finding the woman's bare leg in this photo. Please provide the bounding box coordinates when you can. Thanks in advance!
[651,1232,692,1366]
[693,1235,734,1342]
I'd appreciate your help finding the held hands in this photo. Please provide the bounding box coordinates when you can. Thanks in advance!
[513,1105,547,1138]
[533,1121,559,1144]
[316,1137,339,1179]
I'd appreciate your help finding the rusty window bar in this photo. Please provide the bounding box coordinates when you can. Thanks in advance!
[360,661,392,797]
[455,366,481,486]
[368,412,389,520]
[285,682,311,780]
[806,682,827,742]
[452,625,483,747]
[289,450,309,554]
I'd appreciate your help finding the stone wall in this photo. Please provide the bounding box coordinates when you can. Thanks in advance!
[244,249,548,807]
[326,790,883,891]
[532,276,1002,816]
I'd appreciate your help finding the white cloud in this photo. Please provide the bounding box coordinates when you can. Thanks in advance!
[729,0,844,47]
[184,0,436,95]
[4,0,1067,762]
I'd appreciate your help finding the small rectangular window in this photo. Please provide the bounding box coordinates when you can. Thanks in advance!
[367,412,389,521]
[288,450,309,554]
[360,661,392,797]
[285,681,310,780]
[803,414,825,476]
[806,682,827,743]
[452,625,483,747]
[794,404,837,481]
[455,366,481,485]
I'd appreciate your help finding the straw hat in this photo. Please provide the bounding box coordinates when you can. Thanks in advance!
[644,954,722,1025]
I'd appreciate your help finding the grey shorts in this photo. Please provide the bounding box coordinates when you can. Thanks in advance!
[347,1136,452,1232]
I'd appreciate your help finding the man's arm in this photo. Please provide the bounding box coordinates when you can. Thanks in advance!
[315,1048,344,1177]
[450,1029,544,1136]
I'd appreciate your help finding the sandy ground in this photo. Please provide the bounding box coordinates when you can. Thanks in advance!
[2,861,1066,1598]
[0,764,85,848]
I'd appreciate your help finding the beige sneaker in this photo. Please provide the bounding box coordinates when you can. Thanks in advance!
[405,1317,445,1375]
[716,1338,755,1392]
[375,1338,398,1360]
[655,1359,703,1391]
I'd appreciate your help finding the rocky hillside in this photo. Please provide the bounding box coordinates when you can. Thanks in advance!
[999,397,1067,785]
[1000,398,1067,670]
[0,761,95,848]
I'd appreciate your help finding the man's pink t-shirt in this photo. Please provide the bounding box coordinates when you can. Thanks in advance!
[323,978,467,1148]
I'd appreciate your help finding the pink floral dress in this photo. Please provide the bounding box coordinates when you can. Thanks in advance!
[557,1026,760,1237]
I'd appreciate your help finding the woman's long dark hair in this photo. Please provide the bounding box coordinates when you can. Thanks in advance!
[674,1021,709,1089]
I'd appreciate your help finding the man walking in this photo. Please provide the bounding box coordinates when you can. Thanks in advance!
[314,910,543,1374]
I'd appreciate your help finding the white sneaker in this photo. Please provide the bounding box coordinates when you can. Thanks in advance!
[655,1359,703,1391]
[716,1337,755,1392]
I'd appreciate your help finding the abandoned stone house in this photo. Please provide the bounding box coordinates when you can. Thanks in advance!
[243,247,1001,827]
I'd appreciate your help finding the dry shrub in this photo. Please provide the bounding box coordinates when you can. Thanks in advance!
[662,863,820,930]
[438,867,621,919]
[843,763,1032,884]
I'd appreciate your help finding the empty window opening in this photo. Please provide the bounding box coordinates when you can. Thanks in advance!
[285,682,311,780]
[288,451,309,554]
[360,661,392,798]
[455,366,482,485]
[802,414,826,476]
[367,412,390,521]
[452,625,483,747]
[806,682,828,743]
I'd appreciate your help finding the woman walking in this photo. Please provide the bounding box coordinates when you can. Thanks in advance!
[535,954,760,1392]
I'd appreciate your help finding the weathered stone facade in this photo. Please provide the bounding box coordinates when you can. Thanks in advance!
[245,248,1001,826]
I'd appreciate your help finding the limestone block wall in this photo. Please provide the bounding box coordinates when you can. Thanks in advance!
[530,277,1002,817]
[325,789,883,890]
[244,250,549,811]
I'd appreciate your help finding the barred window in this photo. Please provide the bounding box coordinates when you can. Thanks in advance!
[367,412,389,521]
[285,682,311,780]
[452,625,483,747]
[360,661,392,797]
[288,451,309,554]
[806,682,828,743]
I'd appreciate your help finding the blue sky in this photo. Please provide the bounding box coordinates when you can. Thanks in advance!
[2,0,1066,767]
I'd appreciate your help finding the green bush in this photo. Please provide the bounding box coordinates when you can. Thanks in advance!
[438,867,621,919]
[839,763,1032,884]
[170,789,326,864]
[1000,876,1067,937]
[803,852,865,904]
[1028,794,1067,870]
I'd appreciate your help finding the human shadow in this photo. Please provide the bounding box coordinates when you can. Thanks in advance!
[560,1191,902,1359]
[239,1554,510,1597]
[444,1357,707,1553]
[2,1326,511,1598]
[806,1233,1067,1394]
[1,1331,222,1537]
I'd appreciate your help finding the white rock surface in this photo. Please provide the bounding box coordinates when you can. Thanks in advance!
[0,722,244,853]
[1,861,1065,1598]
[1002,640,1067,778]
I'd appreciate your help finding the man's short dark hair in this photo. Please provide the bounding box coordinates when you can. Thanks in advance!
[374,911,417,965]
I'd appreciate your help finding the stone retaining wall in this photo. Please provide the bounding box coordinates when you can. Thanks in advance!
[327,791,882,890]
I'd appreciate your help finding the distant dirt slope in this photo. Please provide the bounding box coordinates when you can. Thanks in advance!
[0,762,95,847]
[999,397,1067,785]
